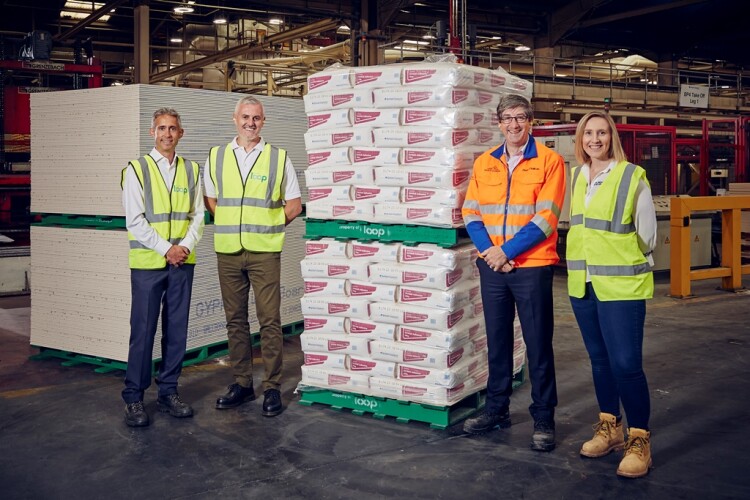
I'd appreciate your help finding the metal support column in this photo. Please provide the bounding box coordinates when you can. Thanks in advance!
[133,2,150,84]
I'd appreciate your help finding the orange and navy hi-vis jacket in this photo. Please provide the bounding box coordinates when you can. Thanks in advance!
[461,134,566,267]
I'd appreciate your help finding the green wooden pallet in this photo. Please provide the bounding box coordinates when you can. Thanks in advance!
[298,368,525,430]
[31,320,304,374]
[33,214,126,229]
[304,218,469,248]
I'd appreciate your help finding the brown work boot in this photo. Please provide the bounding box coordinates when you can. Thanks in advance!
[617,428,652,478]
[580,412,625,458]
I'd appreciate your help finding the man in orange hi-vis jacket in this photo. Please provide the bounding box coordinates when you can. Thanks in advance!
[461,94,566,452]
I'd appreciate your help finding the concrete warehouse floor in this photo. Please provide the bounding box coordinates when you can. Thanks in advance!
[0,274,749,499]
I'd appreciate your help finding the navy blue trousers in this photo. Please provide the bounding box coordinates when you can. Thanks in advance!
[477,259,557,422]
[570,282,650,429]
[122,264,194,404]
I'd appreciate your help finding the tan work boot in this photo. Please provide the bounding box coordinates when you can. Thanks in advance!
[617,428,652,478]
[580,412,624,458]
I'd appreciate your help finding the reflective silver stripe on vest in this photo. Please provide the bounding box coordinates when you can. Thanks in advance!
[573,163,637,234]
[183,158,196,206]
[129,241,149,249]
[216,145,284,209]
[531,214,553,236]
[137,157,159,222]
[214,223,285,234]
[570,167,583,226]
[486,224,525,236]
[171,212,189,221]
[588,262,652,276]
[480,203,535,215]
[463,199,479,211]
[567,259,586,270]
[463,214,483,224]
[535,199,561,218]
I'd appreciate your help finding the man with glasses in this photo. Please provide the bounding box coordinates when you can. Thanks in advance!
[204,96,302,417]
[461,94,566,452]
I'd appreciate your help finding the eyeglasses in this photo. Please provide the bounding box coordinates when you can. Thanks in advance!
[500,114,529,124]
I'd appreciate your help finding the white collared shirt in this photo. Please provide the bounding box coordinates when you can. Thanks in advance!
[505,136,530,174]
[581,160,657,265]
[122,147,205,257]
[203,137,301,200]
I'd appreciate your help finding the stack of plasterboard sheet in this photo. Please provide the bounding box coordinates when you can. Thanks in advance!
[30,220,304,362]
[30,84,310,215]
[728,183,750,233]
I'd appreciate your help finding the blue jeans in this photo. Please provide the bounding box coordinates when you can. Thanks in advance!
[478,259,557,422]
[570,282,650,429]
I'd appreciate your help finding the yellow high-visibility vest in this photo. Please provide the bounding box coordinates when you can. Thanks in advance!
[209,143,286,253]
[567,160,653,300]
[121,155,199,269]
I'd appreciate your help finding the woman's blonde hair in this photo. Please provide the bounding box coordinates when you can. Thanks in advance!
[574,111,627,165]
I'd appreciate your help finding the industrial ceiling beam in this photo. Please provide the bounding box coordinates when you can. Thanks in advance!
[577,0,708,29]
[547,0,608,47]
[53,0,129,42]
[149,17,340,83]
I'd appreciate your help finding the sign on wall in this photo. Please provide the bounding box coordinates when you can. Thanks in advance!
[679,84,709,108]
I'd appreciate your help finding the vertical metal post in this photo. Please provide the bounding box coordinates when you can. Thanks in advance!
[133,2,150,84]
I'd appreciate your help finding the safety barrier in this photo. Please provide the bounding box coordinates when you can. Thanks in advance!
[670,196,750,298]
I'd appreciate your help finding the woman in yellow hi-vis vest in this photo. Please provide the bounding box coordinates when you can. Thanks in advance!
[567,111,657,478]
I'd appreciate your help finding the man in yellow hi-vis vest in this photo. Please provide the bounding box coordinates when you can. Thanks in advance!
[205,96,302,417]
[121,108,205,427]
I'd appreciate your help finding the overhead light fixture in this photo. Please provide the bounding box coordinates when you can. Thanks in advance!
[173,3,194,14]
[338,25,350,31]
[515,45,531,52]
[269,18,283,25]
[61,1,113,22]
[170,37,183,43]
[213,12,228,24]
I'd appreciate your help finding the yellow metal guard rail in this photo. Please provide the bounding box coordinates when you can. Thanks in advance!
[670,195,750,298]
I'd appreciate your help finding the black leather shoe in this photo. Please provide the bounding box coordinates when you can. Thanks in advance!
[531,419,556,451]
[463,409,511,434]
[157,393,194,418]
[216,383,256,409]
[262,388,283,417]
[125,401,149,427]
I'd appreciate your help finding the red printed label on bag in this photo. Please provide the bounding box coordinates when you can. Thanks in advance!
[491,74,506,87]
[400,328,429,341]
[327,340,350,351]
[403,150,435,163]
[453,170,471,185]
[474,72,485,85]
[404,69,437,83]
[403,110,435,124]
[332,171,355,183]
[403,385,428,396]
[305,242,329,255]
[349,358,376,370]
[308,188,333,201]
[402,271,427,283]
[327,265,350,276]
[403,350,428,362]
[452,130,469,145]
[304,318,327,330]
[407,172,434,184]
[353,111,380,124]
[407,91,432,104]
[304,353,328,365]
[407,132,433,145]
[308,113,331,128]
[446,268,463,287]
[448,310,464,328]
[328,374,350,385]
[400,288,432,302]
[354,72,382,85]
[352,244,379,257]
[353,150,379,163]
[404,188,435,202]
[304,281,328,294]
[401,248,433,262]
[398,365,429,378]
[332,133,354,145]
[474,113,484,125]
[349,320,375,333]
[353,187,380,200]
[332,205,354,217]
[328,303,350,314]
[349,283,377,297]
[332,93,354,107]
[479,130,495,143]
[477,91,493,105]
[308,151,331,166]
[308,75,332,90]
[407,208,432,219]
[452,90,469,104]
[448,348,465,367]
[403,312,428,323]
